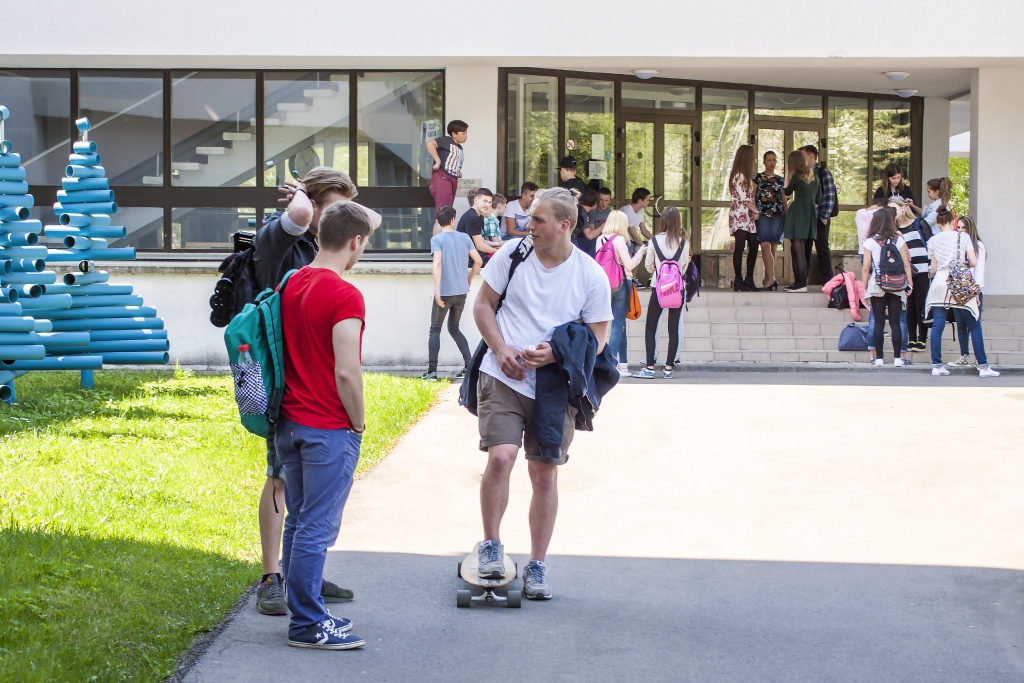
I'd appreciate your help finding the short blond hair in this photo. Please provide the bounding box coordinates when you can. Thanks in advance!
[302,166,357,204]
[532,187,578,230]
[602,210,630,240]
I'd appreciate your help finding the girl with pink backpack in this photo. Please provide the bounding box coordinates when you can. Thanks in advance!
[595,210,648,377]
[635,207,690,379]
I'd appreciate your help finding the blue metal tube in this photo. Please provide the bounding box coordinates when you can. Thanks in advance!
[80,227,126,239]
[0,302,23,315]
[0,142,12,155]
[64,236,108,250]
[0,345,46,360]
[4,355,103,370]
[18,294,73,310]
[98,351,169,365]
[0,233,38,247]
[0,370,29,387]
[0,206,29,221]
[0,168,26,182]
[47,248,136,262]
[33,320,52,332]
[59,213,112,227]
[41,227,78,239]
[0,180,29,194]
[2,246,48,259]
[61,178,109,192]
[68,153,102,166]
[0,332,40,344]
[70,295,144,307]
[73,141,98,154]
[0,317,35,332]
[29,305,156,319]
[0,220,42,235]
[54,201,117,215]
[0,288,18,303]
[0,194,33,209]
[47,340,168,354]
[57,189,115,203]
[88,329,166,341]
[45,283,132,295]
[0,153,21,168]
[14,284,42,298]
[11,259,43,273]
[37,332,89,346]
[49,317,163,331]
[62,271,109,285]
[2,272,56,285]
[64,165,105,178]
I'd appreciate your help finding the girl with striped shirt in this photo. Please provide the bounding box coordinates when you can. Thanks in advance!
[894,199,932,351]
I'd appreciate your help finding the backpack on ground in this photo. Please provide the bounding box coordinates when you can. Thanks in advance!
[223,269,297,437]
[945,233,981,307]
[595,234,624,292]
[210,231,258,328]
[838,323,869,351]
[874,236,907,293]
[651,238,684,309]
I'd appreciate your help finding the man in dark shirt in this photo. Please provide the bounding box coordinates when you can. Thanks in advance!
[251,167,381,617]
[573,189,603,257]
[558,155,587,196]
[427,120,468,235]
[457,188,497,260]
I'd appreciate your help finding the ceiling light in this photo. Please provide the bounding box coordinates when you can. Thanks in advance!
[894,89,918,98]
[668,87,689,96]
[884,71,910,81]
[632,69,657,80]
[590,82,611,91]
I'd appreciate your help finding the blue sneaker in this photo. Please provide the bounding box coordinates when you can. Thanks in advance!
[523,560,552,600]
[323,612,353,633]
[288,618,364,650]
[633,368,654,379]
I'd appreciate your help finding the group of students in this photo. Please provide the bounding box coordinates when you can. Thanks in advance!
[856,167,996,376]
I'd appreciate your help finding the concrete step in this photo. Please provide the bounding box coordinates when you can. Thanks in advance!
[196,146,227,155]
[223,132,253,141]
[276,102,308,112]
[303,88,336,98]
[171,162,204,171]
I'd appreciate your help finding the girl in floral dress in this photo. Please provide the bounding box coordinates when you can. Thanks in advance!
[729,144,759,291]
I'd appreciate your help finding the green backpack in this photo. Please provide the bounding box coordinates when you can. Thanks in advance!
[224,270,296,437]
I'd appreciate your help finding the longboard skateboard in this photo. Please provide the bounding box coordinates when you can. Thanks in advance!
[456,544,522,608]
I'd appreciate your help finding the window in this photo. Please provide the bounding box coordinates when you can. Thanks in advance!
[80,71,163,186]
[357,72,443,187]
[872,100,912,191]
[0,70,70,185]
[827,97,869,206]
[701,207,731,251]
[264,72,350,187]
[621,83,695,111]
[171,207,254,250]
[565,79,614,192]
[506,74,558,196]
[755,92,822,118]
[365,207,435,251]
[830,210,858,251]
[117,207,165,249]
[701,88,749,202]
[171,71,257,187]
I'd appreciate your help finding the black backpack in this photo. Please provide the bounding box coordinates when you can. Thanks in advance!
[875,237,908,293]
[210,232,258,328]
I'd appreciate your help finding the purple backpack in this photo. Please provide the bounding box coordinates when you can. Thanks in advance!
[651,238,684,309]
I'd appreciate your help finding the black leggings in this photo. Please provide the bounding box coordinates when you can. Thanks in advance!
[790,238,808,288]
[905,271,930,343]
[871,293,903,361]
[733,229,758,284]
[645,289,681,368]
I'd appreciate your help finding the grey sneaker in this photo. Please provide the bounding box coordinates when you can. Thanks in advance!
[256,574,287,615]
[523,561,552,600]
[477,540,505,579]
[321,578,354,603]
[948,355,974,368]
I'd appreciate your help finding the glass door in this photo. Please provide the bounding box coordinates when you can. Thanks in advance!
[622,115,695,237]
[753,124,823,180]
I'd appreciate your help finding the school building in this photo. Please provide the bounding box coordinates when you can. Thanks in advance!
[2,1,1021,368]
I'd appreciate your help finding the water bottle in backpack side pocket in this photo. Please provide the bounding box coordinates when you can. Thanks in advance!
[232,343,268,416]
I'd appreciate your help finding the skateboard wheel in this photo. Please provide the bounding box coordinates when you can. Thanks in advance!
[457,590,471,608]
[457,561,462,579]
[507,590,522,608]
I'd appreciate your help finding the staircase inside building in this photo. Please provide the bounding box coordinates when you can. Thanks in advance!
[628,290,1024,367]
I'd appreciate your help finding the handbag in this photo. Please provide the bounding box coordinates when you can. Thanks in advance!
[626,279,642,320]
[945,233,981,307]
[458,238,534,416]
[837,323,869,351]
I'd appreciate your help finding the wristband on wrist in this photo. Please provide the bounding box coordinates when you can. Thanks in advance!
[351,423,365,434]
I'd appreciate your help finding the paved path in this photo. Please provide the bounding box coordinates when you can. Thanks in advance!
[185,373,1024,682]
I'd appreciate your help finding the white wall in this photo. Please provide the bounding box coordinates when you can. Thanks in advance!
[444,66,499,215]
[921,97,951,187]
[970,67,1024,294]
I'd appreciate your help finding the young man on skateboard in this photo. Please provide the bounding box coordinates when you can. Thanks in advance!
[472,187,612,599]
[277,201,375,650]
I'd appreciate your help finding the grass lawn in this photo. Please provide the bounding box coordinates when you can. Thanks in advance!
[0,369,445,683]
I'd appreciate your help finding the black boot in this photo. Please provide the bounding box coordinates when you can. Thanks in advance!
[743,275,757,291]
[736,279,751,292]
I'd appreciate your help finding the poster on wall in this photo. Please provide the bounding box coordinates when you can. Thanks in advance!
[591,134,605,161]
[588,160,607,180]
[456,178,482,197]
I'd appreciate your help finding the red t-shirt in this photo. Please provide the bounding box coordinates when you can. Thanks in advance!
[280,267,365,430]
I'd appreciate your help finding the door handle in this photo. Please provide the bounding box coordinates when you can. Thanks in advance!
[694,155,701,166]
[652,194,664,218]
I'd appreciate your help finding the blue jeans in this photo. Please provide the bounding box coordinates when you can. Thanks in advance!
[958,293,983,355]
[609,283,629,365]
[277,416,362,635]
[866,307,908,354]
[931,307,988,368]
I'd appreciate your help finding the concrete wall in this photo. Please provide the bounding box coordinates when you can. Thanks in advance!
[444,67,499,217]
[970,67,1024,295]
[921,97,951,186]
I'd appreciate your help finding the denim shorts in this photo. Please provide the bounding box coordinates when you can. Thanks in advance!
[755,215,785,244]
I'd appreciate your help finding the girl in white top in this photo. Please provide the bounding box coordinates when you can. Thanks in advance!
[919,177,952,235]
[946,214,996,374]
[635,207,691,379]
[924,207,998,377]
[861,208,914,366]
[598,210,647,376]
[855,198,889,257]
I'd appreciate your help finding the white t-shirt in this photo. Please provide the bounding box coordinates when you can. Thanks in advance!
[863,234,907,297]
[620,204,646,232]
[855,207,880,255]
[503,200,531,237]
[479,240,613,399]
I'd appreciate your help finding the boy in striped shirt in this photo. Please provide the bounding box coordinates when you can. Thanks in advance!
[894,200,931,351]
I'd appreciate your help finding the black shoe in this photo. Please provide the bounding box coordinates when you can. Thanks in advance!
[733,278,741,292]
[760,281,779,291]
[419,371,437,381]
[743,276,757,291]
[737,279,752,292]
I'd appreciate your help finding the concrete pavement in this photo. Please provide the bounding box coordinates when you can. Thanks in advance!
[183,373,1024,682]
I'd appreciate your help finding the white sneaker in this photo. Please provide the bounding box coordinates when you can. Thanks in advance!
[979,367,1001,378]
[893,358,906,367]
[617,363,630,378]
[932,366,950,376]
[873,359,883,367]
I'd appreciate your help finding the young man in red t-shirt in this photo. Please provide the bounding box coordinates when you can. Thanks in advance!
[277,201,374,650]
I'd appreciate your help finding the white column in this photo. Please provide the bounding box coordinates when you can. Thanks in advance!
[443,66,498,217]
[921,97,950,187]
[970,67,1024,294]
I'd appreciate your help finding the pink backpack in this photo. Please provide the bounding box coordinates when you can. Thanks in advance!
[595,234,624,290]
[651,238,684,309]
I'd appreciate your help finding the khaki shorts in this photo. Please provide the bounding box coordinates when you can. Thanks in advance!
[477,372,574,465]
